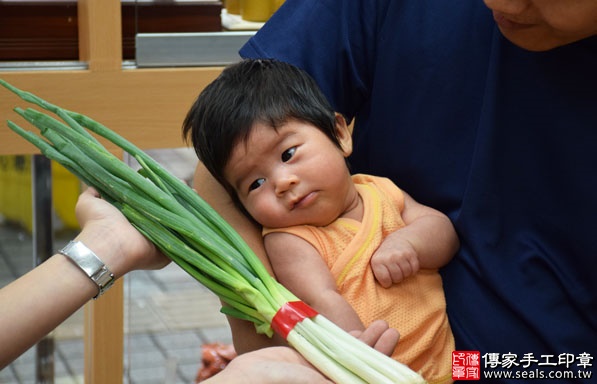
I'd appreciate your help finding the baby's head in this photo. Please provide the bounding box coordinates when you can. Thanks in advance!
[183,59,346,214]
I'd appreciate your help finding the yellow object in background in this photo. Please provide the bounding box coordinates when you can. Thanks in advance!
[226,0,241,15]
[0,155,80,232]
[0,155,33,231]
[241,0,274,22]
[52,161,80,230]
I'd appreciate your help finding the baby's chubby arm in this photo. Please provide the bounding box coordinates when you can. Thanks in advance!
[371,191,459,288]
[264,231,365,332]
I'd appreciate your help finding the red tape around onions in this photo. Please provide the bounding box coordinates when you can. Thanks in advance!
[271,301,318,339]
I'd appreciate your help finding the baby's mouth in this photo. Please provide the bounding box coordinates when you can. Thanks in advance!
[290,191,317,210]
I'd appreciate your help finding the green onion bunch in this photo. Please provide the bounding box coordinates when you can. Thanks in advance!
[1,79,426,384]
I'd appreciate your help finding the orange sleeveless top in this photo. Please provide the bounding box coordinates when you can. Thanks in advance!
[264,174,454,383]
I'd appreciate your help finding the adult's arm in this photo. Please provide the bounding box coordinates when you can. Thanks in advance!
[0,188,169,369]
[192,163,283,352]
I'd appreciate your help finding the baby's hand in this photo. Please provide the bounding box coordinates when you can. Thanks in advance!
[370,233,420,288]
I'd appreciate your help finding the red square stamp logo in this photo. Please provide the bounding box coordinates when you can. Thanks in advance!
[453,351,481,380]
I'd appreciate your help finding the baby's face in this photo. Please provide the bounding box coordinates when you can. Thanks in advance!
[224,119,357,228]
[483,0,597,51]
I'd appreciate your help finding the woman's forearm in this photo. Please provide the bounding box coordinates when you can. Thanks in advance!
[0,187,169,369]
[0,252,96,368]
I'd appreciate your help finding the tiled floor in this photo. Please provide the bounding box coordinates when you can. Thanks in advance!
[0,149,234,384]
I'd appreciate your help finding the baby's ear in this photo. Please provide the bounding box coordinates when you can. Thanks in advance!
[335,113,353,156]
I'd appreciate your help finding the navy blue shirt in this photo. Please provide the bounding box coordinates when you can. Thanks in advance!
[241,0,597,380]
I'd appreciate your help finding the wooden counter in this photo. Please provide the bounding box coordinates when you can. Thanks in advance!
[0,67,222,155]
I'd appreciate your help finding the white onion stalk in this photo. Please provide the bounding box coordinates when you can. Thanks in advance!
[1,79,427,384]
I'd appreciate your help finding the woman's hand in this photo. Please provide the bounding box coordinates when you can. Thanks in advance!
[74,187,170,277]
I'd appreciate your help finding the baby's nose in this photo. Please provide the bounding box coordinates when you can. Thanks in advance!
[274,172,299,196]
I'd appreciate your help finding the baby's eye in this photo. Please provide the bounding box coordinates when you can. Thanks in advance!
[249,178,265,191]
[281,147,296,162]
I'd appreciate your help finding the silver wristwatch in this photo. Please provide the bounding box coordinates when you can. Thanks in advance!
[59,240,115,299]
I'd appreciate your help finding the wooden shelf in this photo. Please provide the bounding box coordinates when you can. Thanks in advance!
[0,0,222,60]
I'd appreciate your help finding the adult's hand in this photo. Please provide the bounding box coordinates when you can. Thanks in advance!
[74,187,170,277]
[205,320,400,384]
[205,346,332,384]
[350,319,400,356]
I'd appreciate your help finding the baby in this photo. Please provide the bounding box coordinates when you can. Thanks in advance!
[183,59,459,383]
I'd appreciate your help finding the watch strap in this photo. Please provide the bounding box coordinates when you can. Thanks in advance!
[59,240,115,299]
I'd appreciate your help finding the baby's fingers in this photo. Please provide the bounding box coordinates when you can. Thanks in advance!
[371,264,395,288]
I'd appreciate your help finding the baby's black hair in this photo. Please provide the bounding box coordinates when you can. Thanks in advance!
[183,58,342,206]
